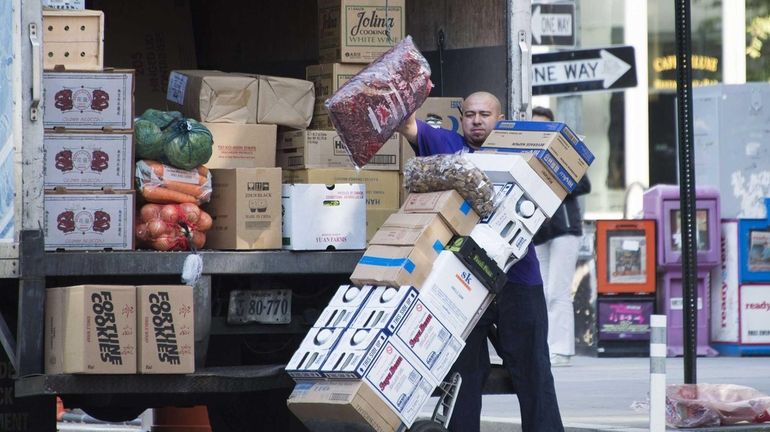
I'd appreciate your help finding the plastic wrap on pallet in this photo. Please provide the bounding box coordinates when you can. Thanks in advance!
[324,35,432,168]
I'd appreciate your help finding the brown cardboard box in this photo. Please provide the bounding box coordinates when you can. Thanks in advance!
[42,9,104,71]
[283,169,400,210]
[413,97,464,134]
[318,0,406,64]
[167,70,258,124]
[43,132,134,191]
[277,130,399,171]
[306,63,364,129]
[366,208,398,242]
[45,285,136,374]
[137,285,195,374]
[202,123,277,168]
[350,244,433,288]
[43,192,135,251]
[288,380,403,432]
[168,71,315,128]
[370,213,453,259]
[89,0,197,113]
[205,168,282,250]
[400,137,416,172]
[400,190,480,236]
[43,70,135,130]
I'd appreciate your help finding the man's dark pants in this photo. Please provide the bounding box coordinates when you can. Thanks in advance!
[447,282,564,432]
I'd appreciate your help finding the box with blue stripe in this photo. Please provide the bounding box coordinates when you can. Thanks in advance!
[484,120,592,182]
[350,245,434,289]
[369,213,454,259]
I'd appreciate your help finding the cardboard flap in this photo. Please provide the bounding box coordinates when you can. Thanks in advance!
[256,75,315,129]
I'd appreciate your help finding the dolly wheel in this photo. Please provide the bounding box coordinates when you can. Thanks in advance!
[408,420,450,431]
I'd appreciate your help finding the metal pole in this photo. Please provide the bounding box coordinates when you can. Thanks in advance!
[508,0,532,120]
[674,0,698,383]
[649,315,667,432]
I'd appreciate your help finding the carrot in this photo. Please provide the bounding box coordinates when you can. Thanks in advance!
[140,185,198,204]
[163,180,204,197]
[143,160,208,185]
[197,165,210,178]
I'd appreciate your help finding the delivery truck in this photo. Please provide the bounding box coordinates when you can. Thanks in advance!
[0,0,516,430]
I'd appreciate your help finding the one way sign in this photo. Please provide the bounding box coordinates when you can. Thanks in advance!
[532,46,637,96]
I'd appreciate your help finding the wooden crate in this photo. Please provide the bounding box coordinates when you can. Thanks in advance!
[43,9,104,71]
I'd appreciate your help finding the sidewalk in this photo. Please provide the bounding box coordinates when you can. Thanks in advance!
[421,355,770,431]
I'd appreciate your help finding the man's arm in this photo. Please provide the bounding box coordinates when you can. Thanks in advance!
[398,113,418,144]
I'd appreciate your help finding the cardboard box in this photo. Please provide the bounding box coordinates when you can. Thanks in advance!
[418,251,492,338]
[283,168,400,210]
[446,236,507,294]
[286,327,346,379]
[466,152,565,217]
[42,9,104,71]
[370,213,454,259]
[400,138,415,172]
[205,168,282,250]
[328,284,377,309]
[367,208,398,242]
[43,132,134,190]
[45,285,136,374]
[321,328,388,378]
[351,245,434,288]
[202,123,277,169]
[350,286,418,331]
[282,184,367,250]
[89,0,197,114]
[43,70,135,130]
[399,190,479,236]
[318,0,406,64]
[287,380,404,432]
[306,63,364,129]
[482,120,594,185]
[137,285,194,374]
[167,71,314,128]
[414,97,464,135]
[278,130,399,171]
[391,299,465,384]
[44,192,135,251]
[43,0,85,9]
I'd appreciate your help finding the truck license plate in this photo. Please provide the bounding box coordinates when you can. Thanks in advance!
[227,289,291,324]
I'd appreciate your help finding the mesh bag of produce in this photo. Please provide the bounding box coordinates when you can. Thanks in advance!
[403,153,496,217]
[136,160,212,205]
[325,35,432,168]
[135,203,212,251]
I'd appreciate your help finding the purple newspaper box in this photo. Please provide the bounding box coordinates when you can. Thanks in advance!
[642,185,721,270]
[597,297,654,341]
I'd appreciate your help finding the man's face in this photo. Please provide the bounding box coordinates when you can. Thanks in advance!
[461,96,503,148]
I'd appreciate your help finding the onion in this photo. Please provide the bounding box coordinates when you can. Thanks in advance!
[160,204,181,224]
[152,236,177,251]
[136,222,150,242]
[191,230,206,249]
[179,202,200,224]
[197,211,213,232]
[140,204,162,222]
[147,219,169,238]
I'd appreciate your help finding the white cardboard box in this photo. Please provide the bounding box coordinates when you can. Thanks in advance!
[466,153,564,217]
[44,193,135,250]
[286,327,346,379]
[418,251,492,339]
[43,70,135,130]
[328,284,376,309]
[391,299,464,384]
[321,328,389,379]
[282,184,366,250]
[44,132,133,190]
[350,286,418,332]
[313,306,360,329]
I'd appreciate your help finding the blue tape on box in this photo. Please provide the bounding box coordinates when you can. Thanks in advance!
[493,120,594,165]
[359,256,416,274]
[432,240,444,254]
[459,201,471,215]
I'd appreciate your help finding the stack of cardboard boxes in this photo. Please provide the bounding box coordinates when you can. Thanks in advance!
[45,285,195,375]
[41,8,136,251]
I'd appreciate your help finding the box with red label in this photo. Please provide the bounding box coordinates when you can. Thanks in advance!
[45,285,136,374]
[391,299,464,384]
[44,132,134,190]
[286,327,347,379]
[43,192,134,251]
[43,70,135,131]
[137,285,195,374]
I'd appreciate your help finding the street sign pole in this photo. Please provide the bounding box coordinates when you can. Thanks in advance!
[509,0,532,120]
[674,0,698,384]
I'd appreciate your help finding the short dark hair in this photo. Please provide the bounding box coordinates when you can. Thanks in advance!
[532,106,554,121]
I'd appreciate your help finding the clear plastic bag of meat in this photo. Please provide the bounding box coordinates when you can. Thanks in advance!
[403,153,496,217]
[666,384,770,428]
[325,35,432,168]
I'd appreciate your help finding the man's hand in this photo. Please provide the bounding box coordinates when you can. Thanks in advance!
[398,113,418,144]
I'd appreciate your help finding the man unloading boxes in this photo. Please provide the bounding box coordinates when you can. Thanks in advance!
[398,91,565,432]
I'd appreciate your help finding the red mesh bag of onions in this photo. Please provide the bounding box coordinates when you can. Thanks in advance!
[136,203,213,251]
[324,35,432,168]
